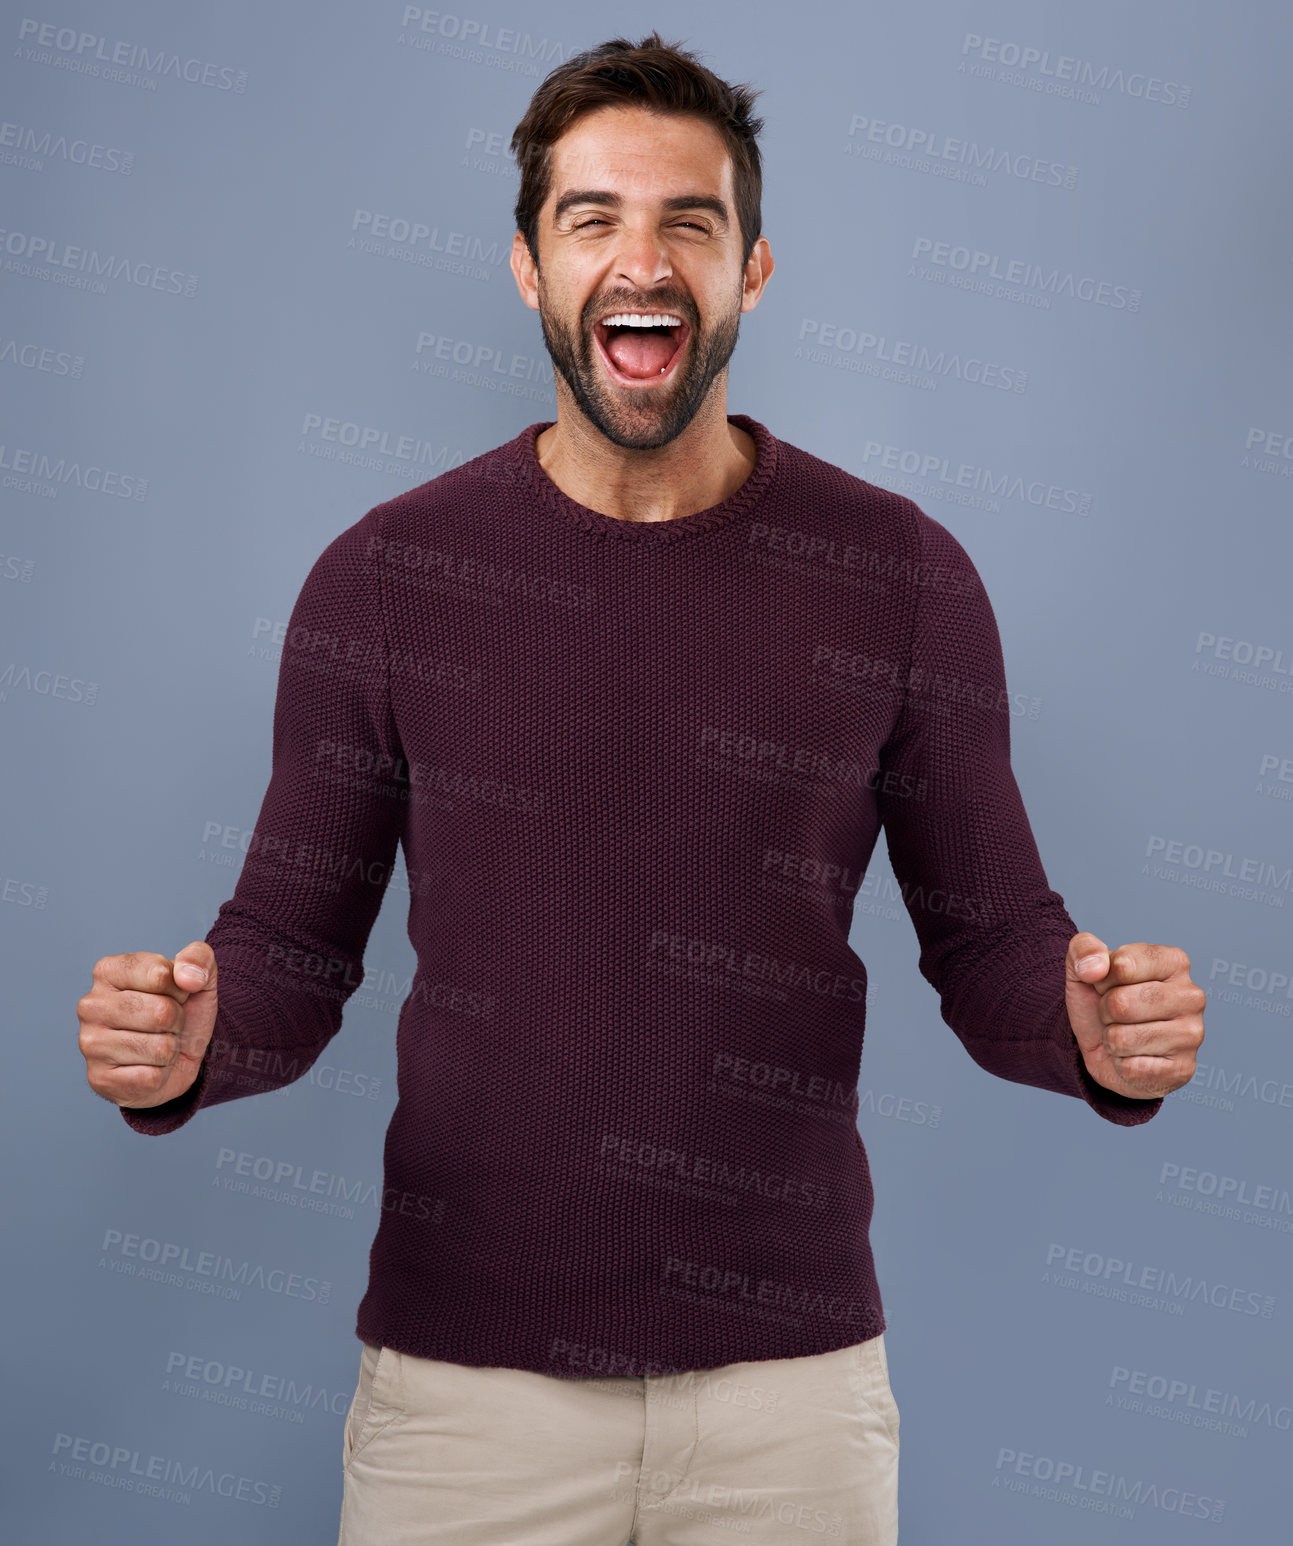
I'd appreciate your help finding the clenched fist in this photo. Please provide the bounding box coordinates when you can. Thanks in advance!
[1064,932,1205,1100]
[77,944,218,1109]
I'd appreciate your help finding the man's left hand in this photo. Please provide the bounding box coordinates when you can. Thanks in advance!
[1065,932,1206,1100]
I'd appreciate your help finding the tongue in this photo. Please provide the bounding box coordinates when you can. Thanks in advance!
[606,329,677,378]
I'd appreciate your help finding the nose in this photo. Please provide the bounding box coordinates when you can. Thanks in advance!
[611,220,673,293]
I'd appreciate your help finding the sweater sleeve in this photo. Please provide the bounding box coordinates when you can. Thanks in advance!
[120,503,406,1135]
[873,506,1161,1127]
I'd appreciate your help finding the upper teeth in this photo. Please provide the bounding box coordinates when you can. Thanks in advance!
[601,313,682,328]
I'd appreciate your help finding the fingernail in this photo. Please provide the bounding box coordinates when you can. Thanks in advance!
[1076,953,1107,974]
[180,963,208,984]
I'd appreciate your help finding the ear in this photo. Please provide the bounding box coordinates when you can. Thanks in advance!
[739,235,775,314]
[511,231,540,312]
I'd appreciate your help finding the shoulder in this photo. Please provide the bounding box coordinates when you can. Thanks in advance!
[290,431,531,596]
[361,429,534,546]
[761,422,984,594]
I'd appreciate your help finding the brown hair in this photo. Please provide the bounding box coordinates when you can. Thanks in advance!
[510,30,766,271]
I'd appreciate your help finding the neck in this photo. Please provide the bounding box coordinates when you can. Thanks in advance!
[534,385,756,523]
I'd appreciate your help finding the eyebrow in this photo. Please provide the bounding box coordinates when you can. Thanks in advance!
[551,189,730,228]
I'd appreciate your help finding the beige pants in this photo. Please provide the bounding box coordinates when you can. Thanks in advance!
[337,1333,899,1545]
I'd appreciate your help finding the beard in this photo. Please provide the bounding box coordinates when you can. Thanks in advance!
[535,275,743,450]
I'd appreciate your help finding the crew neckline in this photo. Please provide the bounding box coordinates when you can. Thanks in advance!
[514,413,779,541]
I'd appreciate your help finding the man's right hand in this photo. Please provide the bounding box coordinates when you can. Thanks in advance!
[77,943,218,1109]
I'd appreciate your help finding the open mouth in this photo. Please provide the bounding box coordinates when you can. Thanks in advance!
[593,314,690,386]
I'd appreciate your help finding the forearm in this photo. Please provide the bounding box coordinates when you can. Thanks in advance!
[120,503,404,1136]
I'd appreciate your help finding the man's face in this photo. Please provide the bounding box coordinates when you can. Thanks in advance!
[512,104,769,450]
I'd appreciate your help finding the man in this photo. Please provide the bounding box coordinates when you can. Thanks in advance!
[76,31,1205,1546]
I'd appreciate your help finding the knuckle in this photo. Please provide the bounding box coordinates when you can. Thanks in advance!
[150,995,177,1031]
[1105,1022,1133,1056]
[1106,985,1136,1019]
[138,1027,170,1064]
[123,1067,154,1100]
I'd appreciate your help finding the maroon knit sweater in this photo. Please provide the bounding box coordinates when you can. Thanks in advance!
[122,414,1160,1377]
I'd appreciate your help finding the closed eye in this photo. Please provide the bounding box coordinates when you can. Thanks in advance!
[572,220,709,232]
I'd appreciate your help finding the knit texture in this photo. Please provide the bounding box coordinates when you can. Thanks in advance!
[122,414,1160,1376]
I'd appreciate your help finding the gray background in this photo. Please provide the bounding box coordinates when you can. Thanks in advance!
[2,0,1290,1541]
